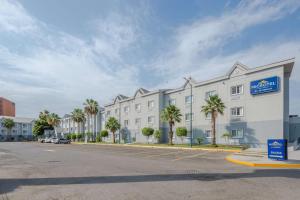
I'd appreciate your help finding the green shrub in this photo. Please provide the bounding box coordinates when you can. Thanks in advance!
[154,130,161,143]
[77,133,83,141]
[66,134,71,140]
[100,130,109,138]
[96,135,102,143]
[142,127,154,143]
[197,137,204,145]
[176,127,187,143]
[132,137,136,143]
[71,133,77,141]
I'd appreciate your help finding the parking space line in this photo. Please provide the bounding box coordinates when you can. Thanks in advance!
[144,151,182,158]
[171,151,210,161]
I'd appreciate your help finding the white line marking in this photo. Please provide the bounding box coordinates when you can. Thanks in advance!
[45,149,55,152]
[172,151,210,161]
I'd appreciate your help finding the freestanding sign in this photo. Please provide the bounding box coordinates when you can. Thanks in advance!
[250,76,280,95]
[267,139,288,160]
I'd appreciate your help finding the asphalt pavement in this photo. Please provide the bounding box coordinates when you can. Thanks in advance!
[0,142,299,200]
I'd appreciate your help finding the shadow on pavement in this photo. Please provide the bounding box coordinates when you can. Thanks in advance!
[1,169,300,194]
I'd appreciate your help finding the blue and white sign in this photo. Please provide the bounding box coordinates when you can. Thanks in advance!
[250,76,280,95]
[267,139,288,161]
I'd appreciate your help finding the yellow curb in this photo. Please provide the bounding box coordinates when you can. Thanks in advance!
[72,142,242,153]
[226,155,300,168]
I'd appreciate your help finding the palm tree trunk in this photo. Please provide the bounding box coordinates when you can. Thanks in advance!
[94,114,96,141]
[212,112,216,145]
[168,122,173,145]
[112,131,115,143]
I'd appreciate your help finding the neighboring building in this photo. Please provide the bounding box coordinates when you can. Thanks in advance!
[0,116,35,141]
[60,107,104,138]
[0,97,15,117]
[289,115,300,142]
[103,58,295,147]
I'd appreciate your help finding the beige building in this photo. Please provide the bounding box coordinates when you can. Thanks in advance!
[104,58,296,147]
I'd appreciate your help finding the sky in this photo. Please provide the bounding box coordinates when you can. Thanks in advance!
[0,0,300,118]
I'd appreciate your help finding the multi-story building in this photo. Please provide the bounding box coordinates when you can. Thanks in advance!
[0,116,34,141]
[0,97,15,117]
[60,107,104,138]
[104,58,296,147]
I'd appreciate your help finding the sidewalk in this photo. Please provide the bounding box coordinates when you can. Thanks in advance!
[226,149,300,168]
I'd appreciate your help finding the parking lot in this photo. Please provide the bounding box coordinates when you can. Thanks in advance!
[0,142,300,200]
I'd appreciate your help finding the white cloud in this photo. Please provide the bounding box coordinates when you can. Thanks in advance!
[151,0,300,76]
[0,0,38,33]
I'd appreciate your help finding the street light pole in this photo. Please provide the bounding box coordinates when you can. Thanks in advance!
[184,77,193,148]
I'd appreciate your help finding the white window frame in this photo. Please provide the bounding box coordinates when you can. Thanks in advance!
[185,95,194,104]
[135,104,141,112]
[124,106,130,113]
[124,120,129,127]
[185,113,194,121]
[148,100,154,110]
[231,129,244,139]
[148,116,155,124]
[231,107,244,117]
[106,111,111,116]
[204,130,212,138]
[169,98,176,105]
[135,118,141,127]
[205,90,217,100]
[231,85,243,96]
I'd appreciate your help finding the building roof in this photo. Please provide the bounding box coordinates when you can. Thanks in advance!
[0,116,35,123]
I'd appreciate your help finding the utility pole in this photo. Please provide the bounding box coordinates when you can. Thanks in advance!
[184,77,193,148]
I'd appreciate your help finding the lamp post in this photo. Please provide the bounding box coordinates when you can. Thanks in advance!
[184,77,193,148]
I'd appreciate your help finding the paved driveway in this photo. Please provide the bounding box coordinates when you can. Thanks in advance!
[0,142,299,200]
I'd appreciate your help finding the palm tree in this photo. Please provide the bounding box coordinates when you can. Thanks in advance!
[71,108,85,135]
[160,105,182,145]
[105,117,120,143]
[201,95,225,146]
[2,118,15,141]
[83,99,99,141]
[46,113,60,137]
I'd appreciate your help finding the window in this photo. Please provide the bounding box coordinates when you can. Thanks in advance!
[22,124,27,128]
[148,100,154,109]
[135,118,141,127]
[135,104,141,112]
[185,113,194,121]
[124,120,129,127]
[106,111,111,116]
[231,129,244,139]
[205,90,217,100]
[204,130,211,138]
[169,98,176,105]
[231,85,243,95]
[115,108,119,115]
[124,106,130,113]
[148,116,155,124]
[231,107,244,117]
[185,95,194,104]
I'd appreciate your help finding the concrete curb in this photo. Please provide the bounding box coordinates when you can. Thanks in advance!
[226,155,300,168]
[72,142,242,153]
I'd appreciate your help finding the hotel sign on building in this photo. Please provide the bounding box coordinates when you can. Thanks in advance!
[250,76,280,95]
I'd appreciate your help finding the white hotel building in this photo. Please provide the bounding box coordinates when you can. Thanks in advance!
[103,58,299,147]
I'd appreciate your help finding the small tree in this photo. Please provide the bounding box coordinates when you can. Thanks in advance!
[71,133,77,142]
[154,130,161,143]
[105,117,121,143]
[86,132,93,142]
[66,134,71,140]
[96,135,102,143]
[77,133,83,141]
[222,132,231,144]
[201,95,225,146]
[2,118,15,141]
[197,137,204,145]
[160,105,182,145]
[142,127,154,144]
[176,127,187,144]
[100,130,109,141]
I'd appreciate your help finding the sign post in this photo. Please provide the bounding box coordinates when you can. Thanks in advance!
[267,139,288,161]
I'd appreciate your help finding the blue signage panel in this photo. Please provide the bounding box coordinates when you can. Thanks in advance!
[250,76,280,95]
[267,139,288,161]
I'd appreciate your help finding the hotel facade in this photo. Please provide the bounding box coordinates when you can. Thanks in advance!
[104,58,297,147]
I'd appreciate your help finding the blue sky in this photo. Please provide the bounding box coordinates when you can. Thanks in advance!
[0,0,300,117]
